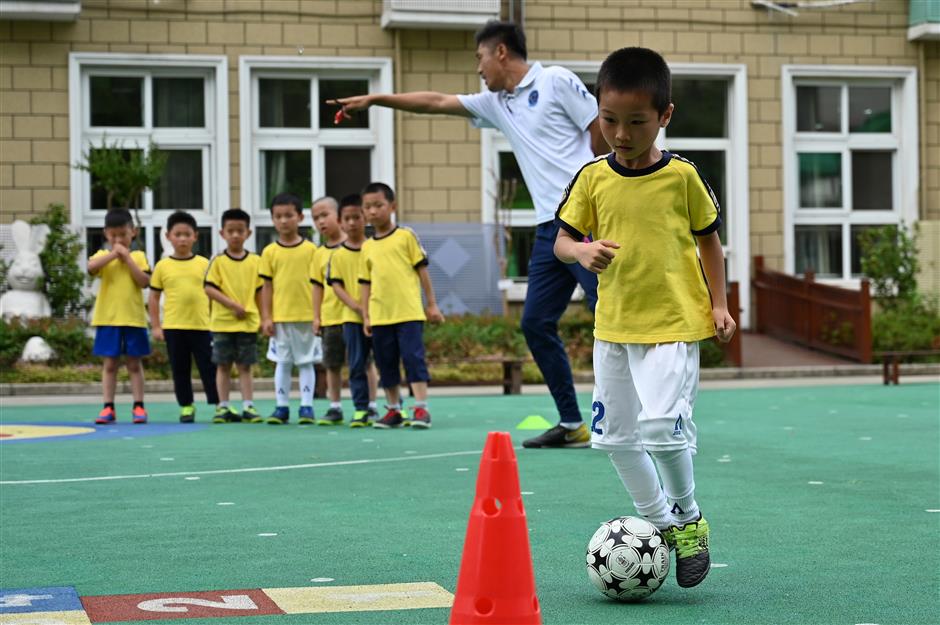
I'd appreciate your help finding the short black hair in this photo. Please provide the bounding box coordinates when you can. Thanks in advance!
[166,210,197,232]
[221,208,251,228]
[270,192,303,215]
[104,208,134,229]
[474,20,527,60]
[595,47,671,115]
[361,182,395,203]
[338,194,362,218]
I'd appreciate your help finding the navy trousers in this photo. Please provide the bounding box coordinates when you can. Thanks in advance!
[521,221,598,425]
[343,322,372,411]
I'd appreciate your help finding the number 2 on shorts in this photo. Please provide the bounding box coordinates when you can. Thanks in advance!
[591,400,605,435]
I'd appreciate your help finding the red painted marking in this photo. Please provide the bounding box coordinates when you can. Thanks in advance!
[0,434,12,438]
[81,589,283,622]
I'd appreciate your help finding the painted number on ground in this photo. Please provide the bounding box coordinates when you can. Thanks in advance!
[137,595,258,613]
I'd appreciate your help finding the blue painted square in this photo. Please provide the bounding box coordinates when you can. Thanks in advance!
[0,586,82,613]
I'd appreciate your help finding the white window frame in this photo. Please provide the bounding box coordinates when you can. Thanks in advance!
[238,56,394,250]
[782,65,919,286]
[68,53,229,262]
[481,62,751,327]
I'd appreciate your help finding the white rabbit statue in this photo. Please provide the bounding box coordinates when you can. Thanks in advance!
[0,220,52,320]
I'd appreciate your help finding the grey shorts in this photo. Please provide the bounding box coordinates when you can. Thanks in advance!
[321,324,346,369]
[211,332,258,365]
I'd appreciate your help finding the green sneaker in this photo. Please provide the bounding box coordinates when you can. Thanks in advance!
[316,406,344,426]
[213,406,241,423]
[663,516,710,588]
[242,405,262,423]
[349,410,373,428]
[179,405,196,424]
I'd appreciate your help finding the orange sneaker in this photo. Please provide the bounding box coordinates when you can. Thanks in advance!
[131,405,148,424]
[95,406,116,424]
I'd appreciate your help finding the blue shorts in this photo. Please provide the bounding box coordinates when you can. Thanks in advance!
[371,321,429,388]
[93,326,151,358]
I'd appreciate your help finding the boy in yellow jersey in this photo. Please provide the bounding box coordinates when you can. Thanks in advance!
[148,211,219,423]
[88,208,152,424]
[259,192,319,425]
[327,195,380,427]
[309,196,347,425]
[204,208,263,423]
[359,183,444,429]
[554,47,736,590]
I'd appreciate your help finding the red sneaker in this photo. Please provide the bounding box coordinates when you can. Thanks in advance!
[95,406,116,424]
[131,405,148,424]
[410,406,431,429]
[373,408,404,429]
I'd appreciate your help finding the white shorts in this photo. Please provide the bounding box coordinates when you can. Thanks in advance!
[266,322,322,365]
[590,340,699,454]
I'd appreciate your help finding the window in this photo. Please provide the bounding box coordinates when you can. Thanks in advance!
[783,66,918,282]
[239,57,394,250]
[69,53,229,263]
[481,63,750,324]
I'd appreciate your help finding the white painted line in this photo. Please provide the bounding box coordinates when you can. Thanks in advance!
[455,468,469,472]
[521,491,534,495]
[122,436,134,440]
[828,409,838,414]
[361,439,374,443]
[897,413,909,418]
[404,450,417,455]
[310,577,335,583]
[859,436,872,441]
[258,533,277,537]
[926,509,940,513]
[328,431,338,435]
[141,444,153,448]
[808,481,824,485]
[160,457,174,461]
[184,476,200,481]
[714,420,726,425]
[710,563,728,568]
[217,502,235,506]
[783,426,794,431]
[717,458,732,463]
[1,448,496,485]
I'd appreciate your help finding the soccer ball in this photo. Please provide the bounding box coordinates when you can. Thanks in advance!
[586,516,670,601]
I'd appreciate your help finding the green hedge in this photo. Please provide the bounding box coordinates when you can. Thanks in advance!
[872,298,940,362]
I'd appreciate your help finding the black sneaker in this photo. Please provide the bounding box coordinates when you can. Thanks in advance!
[662,515,711,588]
[521,423,590,448]
[267,406,290,425]
[373,408,404,429]
[317,406,344,426]
[212,406,241,423]
[349,410,373,428]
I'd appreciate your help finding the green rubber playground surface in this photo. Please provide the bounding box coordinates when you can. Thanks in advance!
[1,382,938,625]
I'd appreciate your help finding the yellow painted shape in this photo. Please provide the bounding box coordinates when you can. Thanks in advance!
[516,415,553,430]
[0,425,94,441]
[263,582,453,615]
[0,610,92,625]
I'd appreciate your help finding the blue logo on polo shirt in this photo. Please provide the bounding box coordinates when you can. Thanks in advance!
[528,90,539,107]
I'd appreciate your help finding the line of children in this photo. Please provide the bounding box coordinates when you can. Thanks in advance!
[91,183,440,429]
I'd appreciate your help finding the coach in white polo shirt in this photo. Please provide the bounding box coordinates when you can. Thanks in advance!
[330,21,606,449]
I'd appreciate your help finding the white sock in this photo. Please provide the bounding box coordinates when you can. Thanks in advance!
[274,361,292,407]
[368,401,377,409]
[243,400,254,409]
[298,363,315,407]
[608,449,673,531]
[219,401,228,409]
[559,421,582,430]
[330,401,342,409]
[650,448,700,525]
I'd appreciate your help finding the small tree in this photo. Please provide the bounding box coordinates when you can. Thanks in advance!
[858,223,920,308]
[30,204,91,317]
[74,139,167,227]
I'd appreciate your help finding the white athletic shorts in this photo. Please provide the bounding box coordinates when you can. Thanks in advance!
[590,340,699,454]
[266,322,322,365]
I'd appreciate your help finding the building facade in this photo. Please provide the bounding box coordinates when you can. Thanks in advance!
[1,0,937,325]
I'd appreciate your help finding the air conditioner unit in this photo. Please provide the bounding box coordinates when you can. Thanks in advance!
[381,0,500,30]
[0,0,81,21]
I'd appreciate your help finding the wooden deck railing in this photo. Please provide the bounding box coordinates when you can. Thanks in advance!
[752,256,872,363]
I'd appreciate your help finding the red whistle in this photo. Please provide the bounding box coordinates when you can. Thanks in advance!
[334,108,351,125]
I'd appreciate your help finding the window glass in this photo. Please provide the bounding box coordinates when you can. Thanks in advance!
[259,79,311,128]
[262,150,311,209]
[505,227,535,278]
[156,226,213,257]
[798,152,842,208]
[89,148,143,210]
[675,150,726,243]
[90,76,143,127]
[851,151,892,211]
[319,79,370,128]
[324,148,371,201]
[796,86,840,132]
[153,77,205,128]
[153,150,204,210]
[850,224,882,276]
[849,86,890,133]
[795,225,842,277]
[668,78,728,138]
[498,152,534,209]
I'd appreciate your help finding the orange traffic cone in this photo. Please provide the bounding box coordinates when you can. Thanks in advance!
[450,432,541,625]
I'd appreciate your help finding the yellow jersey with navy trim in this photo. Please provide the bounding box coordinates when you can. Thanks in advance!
[359,227,428,326]
[149,255,211,330]
[327,242,365,324]
[259,239,317,323]
[205,250,263,333]
[555,152,721,344]
[309,241,345,327]
[89,249,150,327]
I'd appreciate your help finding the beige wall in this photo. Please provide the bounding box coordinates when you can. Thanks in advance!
[0,0,937,278]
